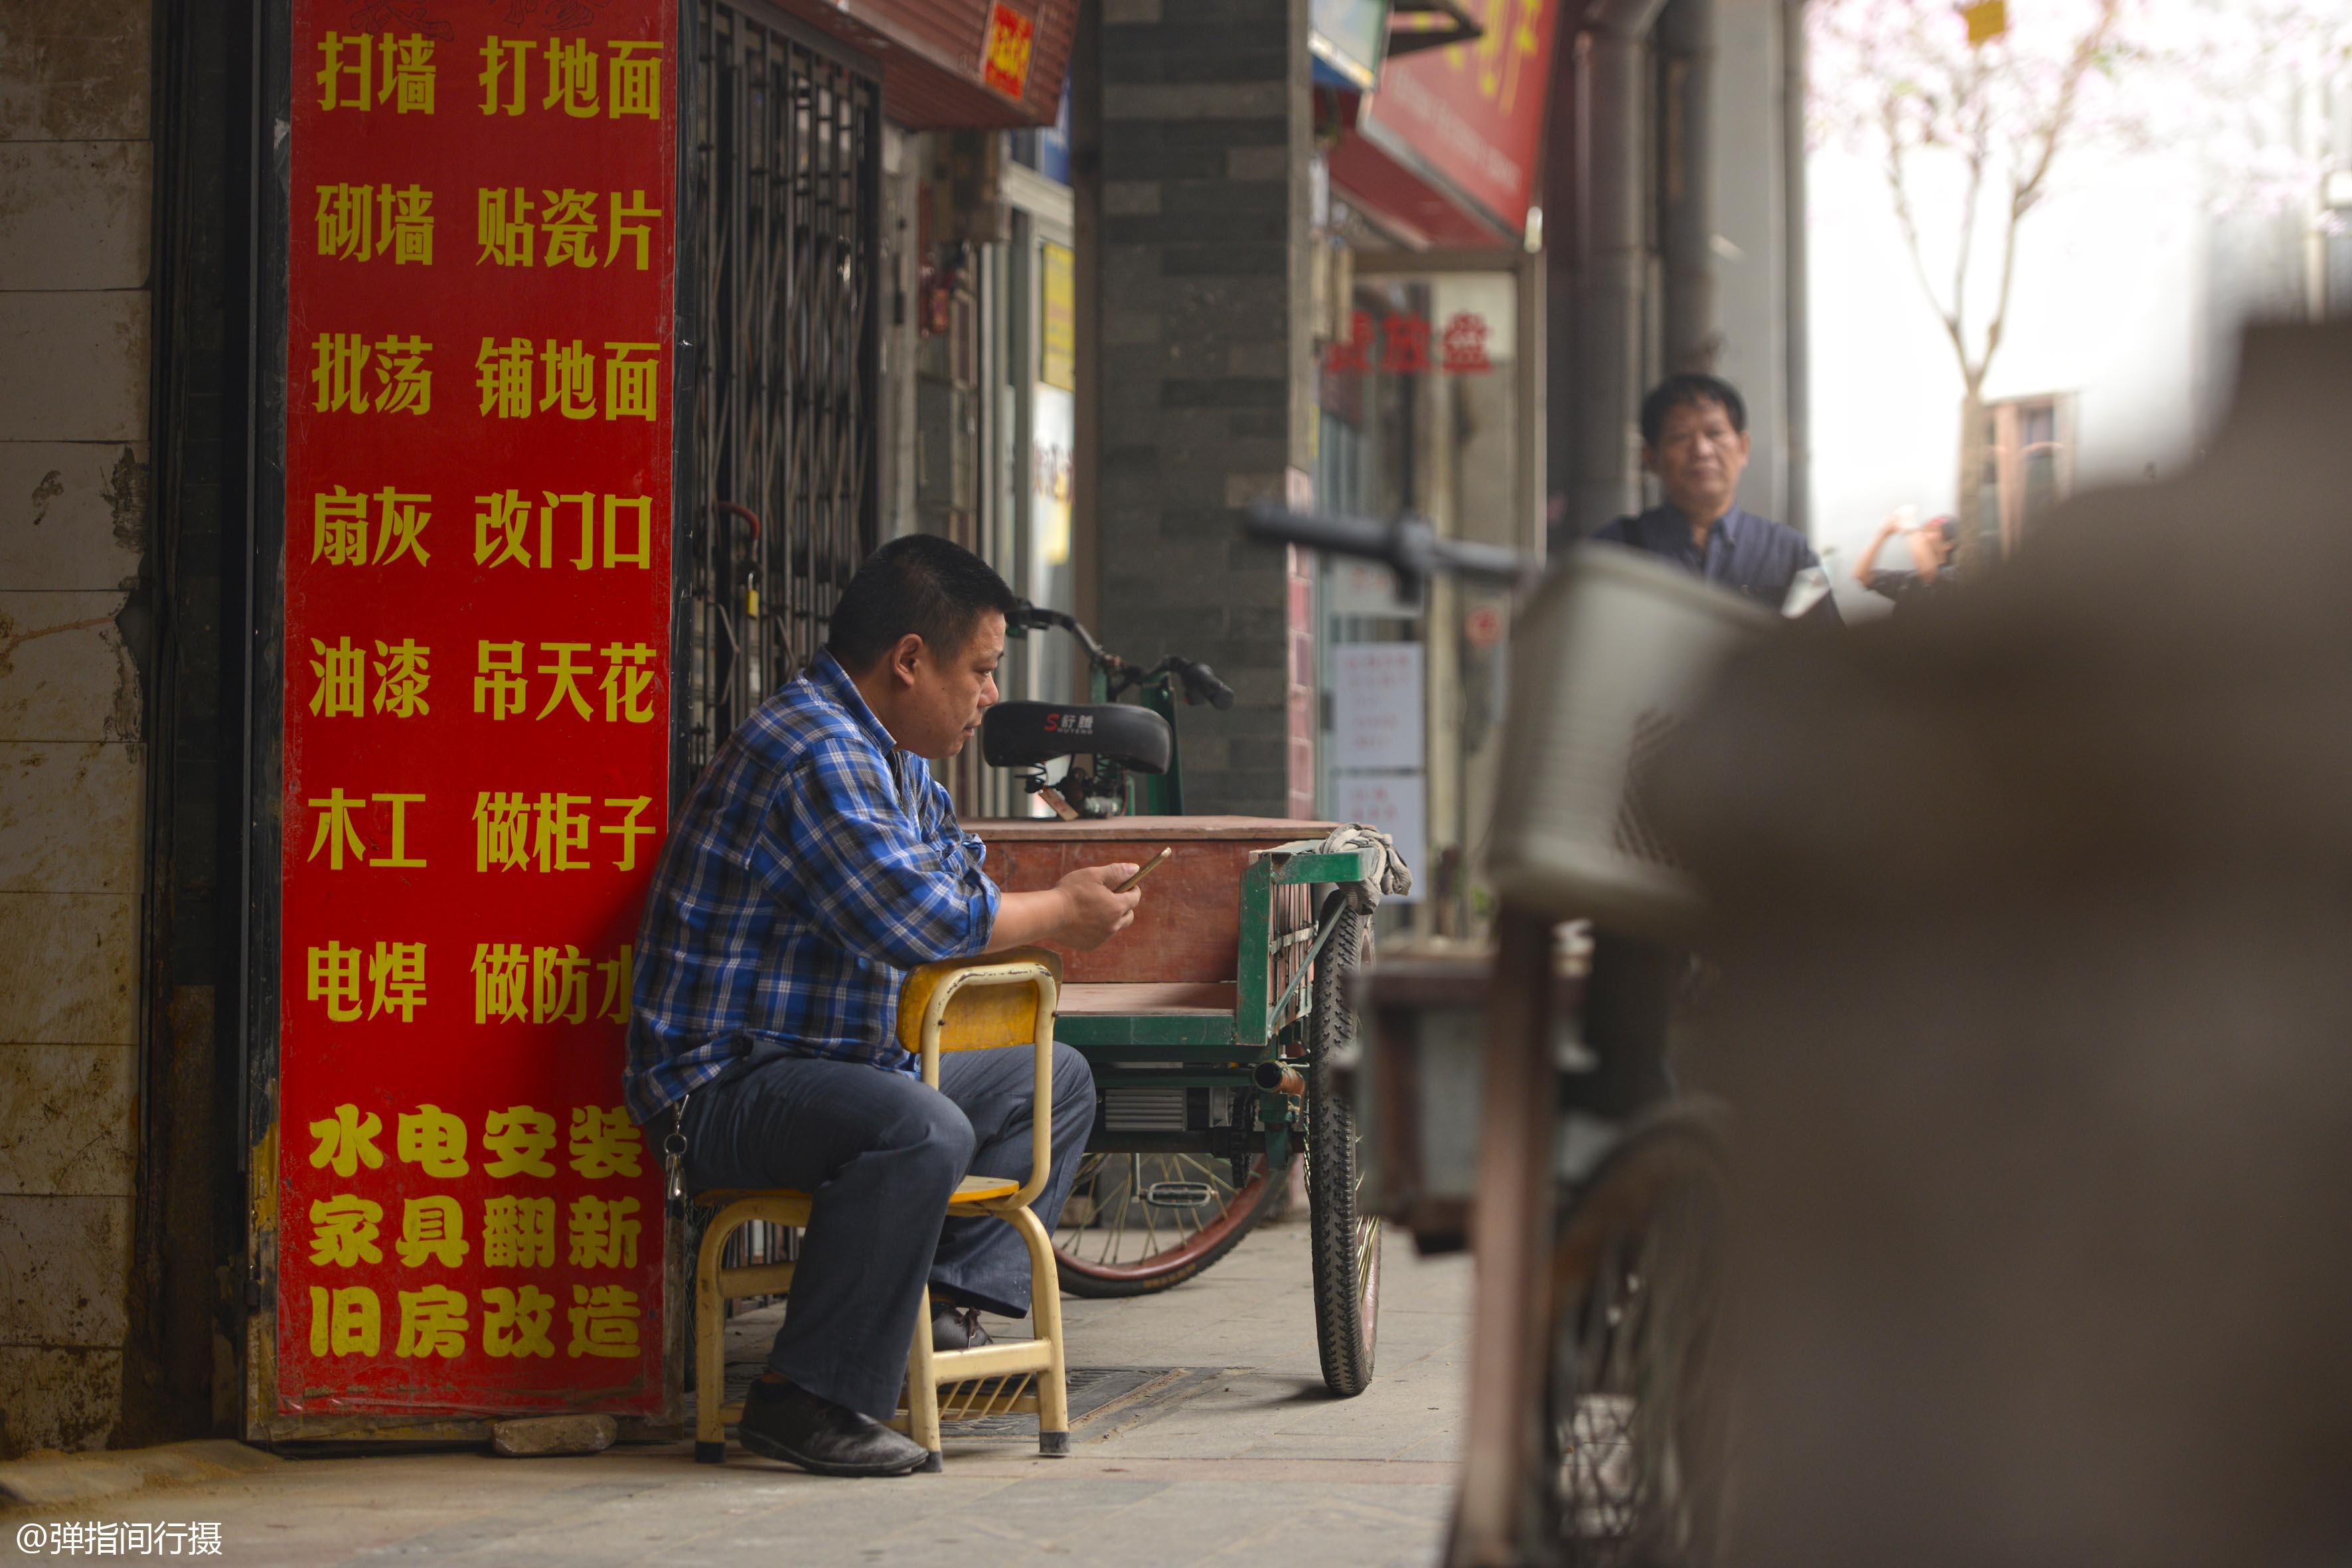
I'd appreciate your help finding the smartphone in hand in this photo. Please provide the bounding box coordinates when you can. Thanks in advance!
[1115,847,1173,893]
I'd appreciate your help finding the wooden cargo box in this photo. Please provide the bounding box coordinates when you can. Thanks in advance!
[975,815,1334,986]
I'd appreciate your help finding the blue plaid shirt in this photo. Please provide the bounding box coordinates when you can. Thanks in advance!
[623,651,1000,1124]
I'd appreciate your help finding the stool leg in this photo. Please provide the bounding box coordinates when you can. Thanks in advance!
[695,1216,732,1464]
[1009,1207,1070,1456]
[905,1285,945,1472]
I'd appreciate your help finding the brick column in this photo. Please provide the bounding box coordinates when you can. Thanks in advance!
[1079,0,1317,818]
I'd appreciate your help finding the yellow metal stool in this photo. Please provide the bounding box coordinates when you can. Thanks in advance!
[691,949,1071,1471]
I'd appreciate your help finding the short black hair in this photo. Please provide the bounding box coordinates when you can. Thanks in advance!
[1640,374,1749,449]
[824,532,1020,672]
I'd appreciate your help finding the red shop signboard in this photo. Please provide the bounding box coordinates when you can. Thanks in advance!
[276,1,676,1419]
[1331,0,1560,246]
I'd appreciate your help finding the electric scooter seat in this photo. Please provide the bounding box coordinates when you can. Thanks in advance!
[982,702,1173,775]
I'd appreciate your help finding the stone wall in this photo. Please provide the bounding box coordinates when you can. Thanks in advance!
[0,0,154,1458]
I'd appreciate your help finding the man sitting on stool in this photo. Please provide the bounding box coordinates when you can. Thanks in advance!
[627,535,1141,1477]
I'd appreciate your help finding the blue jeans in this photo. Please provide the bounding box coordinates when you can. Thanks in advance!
[681,1042,1095,1421]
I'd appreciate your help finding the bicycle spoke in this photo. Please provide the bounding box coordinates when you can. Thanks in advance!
[1057,1150,1253,1269]
[1135,1152,1165,1259]
[1109,1158,1140,1263]
[1547,1136,1729,1567]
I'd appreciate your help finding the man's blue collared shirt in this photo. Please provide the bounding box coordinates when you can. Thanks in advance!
[623,651,1000,1125]
[1588,505,1841,622]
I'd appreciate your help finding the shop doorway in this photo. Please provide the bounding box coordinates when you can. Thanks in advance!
[1316,248,1542,941]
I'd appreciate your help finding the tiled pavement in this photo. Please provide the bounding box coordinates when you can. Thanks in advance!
[5,1214,1472,1567]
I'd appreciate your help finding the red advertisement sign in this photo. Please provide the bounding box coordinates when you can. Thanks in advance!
[1346,0,1559,239]
[982,3,1037,100]
[279,1,676,1417]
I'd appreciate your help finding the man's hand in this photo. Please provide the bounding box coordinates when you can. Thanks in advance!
[1856,507,1914,584]
[1055,863,1142,951]
[984,863,1143,953]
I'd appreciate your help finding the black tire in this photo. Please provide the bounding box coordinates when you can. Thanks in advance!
[1053,1152,1283,1298]
[1543,1106,1733,1567]
[1308,892,1380,1397]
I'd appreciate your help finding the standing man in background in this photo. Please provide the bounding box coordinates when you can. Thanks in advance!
[1543,372,1841,1119]
[1566,372,1842,623]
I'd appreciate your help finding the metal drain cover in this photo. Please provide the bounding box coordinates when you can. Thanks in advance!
[940,1366,1188,1437]
[706,1364,1202,1442]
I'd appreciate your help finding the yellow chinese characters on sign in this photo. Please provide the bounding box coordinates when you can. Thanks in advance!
[284,0,674,1418]
[1452,0,1546,115]
[468,639,661,724]
[473,37,663,118]
[310,335,435,417]
[316,183,433,264]
[317,33,439,114]
[311,485,432,567]
[475,190,661,270]
[473,339,661,420]
[295,1101,657,1364]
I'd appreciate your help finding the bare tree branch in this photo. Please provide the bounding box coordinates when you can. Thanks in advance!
[1881,129,1972,373]
[1949,75,1991,375]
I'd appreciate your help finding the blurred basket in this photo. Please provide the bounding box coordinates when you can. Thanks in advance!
[1486,543,1774,935]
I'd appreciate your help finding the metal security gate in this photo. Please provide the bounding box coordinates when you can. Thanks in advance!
[678,5,882,1299]
[684,2,882,775]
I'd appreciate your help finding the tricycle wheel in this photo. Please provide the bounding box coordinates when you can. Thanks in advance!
[1053,1151,1282,1298]
[1308,892,1380,1397]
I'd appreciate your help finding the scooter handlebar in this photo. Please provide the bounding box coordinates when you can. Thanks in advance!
[1243,500,1536,587]
[1178,660,1237,711]
[1241,502,1396,559]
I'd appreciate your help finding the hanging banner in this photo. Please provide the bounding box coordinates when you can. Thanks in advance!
[278,1,676,1417]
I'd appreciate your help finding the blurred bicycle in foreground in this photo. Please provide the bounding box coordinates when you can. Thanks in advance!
[1247,502,1778,1567]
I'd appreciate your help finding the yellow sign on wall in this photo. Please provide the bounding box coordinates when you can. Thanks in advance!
[1041,241,1075,393]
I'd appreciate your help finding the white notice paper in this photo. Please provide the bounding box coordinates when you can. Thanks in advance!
[1330,642,1425,772]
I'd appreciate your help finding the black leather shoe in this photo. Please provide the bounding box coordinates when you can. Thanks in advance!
[932,1302,994,1353]
[737,1378,931,1477]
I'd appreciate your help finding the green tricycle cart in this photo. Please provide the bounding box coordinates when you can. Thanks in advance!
[978,606,1397,1397]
